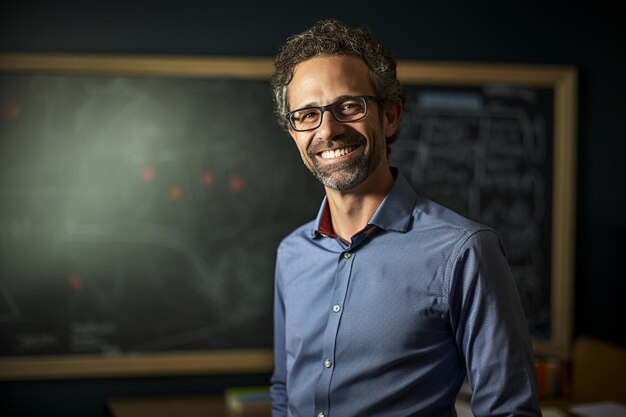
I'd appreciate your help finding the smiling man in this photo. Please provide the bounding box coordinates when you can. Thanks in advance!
[269,20,542,417]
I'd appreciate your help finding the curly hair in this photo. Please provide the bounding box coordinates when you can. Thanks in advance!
[271,19,405,141]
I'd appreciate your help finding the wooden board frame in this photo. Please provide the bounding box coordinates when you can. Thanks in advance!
[0,53,577,379]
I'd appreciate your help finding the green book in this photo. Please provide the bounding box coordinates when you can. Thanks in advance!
[224,385,271,413]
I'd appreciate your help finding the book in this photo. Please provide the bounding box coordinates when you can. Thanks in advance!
[224,385,272,413]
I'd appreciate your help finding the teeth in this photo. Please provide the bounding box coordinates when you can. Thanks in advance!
[320,147,354,159]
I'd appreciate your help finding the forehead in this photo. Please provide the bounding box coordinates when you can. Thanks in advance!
[287,55,374,108]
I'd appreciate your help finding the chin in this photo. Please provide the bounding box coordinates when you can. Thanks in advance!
[317,169,368,191]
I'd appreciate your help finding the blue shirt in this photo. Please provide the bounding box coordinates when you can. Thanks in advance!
[271,169,541,417]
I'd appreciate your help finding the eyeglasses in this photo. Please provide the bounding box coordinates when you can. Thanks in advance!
[285,95,380,132]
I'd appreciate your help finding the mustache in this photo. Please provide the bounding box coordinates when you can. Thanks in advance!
[307,134,366,155]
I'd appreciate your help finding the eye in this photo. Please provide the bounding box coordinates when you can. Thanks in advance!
[293,109,320,122]
[302,111,319,120]
[336,99,365,115]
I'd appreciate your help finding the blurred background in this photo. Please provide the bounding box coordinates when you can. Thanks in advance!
[1,1,624,416]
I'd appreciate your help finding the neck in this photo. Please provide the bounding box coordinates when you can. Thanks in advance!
[324,163,394,243]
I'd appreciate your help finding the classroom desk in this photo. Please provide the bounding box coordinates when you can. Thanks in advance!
[107,394,270,417]
[107,395,576,417]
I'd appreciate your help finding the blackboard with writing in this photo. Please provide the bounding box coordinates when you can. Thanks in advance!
[390,84,554,340]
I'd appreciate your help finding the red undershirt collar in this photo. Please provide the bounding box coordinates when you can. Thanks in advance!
[318,201,335,237]
[317,201,378,242]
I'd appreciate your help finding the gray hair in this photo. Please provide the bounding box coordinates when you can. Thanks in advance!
[271,19,405,142]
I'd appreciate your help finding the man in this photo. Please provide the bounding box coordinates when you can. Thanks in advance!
[270,19,541,417]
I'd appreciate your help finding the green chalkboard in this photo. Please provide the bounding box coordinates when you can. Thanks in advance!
[0,55,325,378]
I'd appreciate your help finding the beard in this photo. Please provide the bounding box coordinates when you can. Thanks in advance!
[304,132,386,191]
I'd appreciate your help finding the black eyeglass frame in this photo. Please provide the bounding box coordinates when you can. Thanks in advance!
[285,95,381,132]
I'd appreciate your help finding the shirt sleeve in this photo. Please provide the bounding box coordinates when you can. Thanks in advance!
[270,248,288,416]
[448,229,543,417]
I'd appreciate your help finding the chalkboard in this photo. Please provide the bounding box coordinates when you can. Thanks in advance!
[393,62,577,359]
[0,55,577,379]
[0,55,325,379]
[393,84,556,338]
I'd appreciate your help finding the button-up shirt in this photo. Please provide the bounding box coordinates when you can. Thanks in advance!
[271,169,541,417]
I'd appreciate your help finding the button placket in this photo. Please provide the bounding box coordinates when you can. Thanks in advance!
[314,249,355,416]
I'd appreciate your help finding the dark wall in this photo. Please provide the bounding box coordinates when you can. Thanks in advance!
[1,1,624,416]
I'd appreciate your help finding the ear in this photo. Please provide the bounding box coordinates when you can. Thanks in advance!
[383,100,403,138]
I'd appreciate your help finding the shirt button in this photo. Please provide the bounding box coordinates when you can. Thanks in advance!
[332,304,341,313]
[324,359,332,368]
[343,251,352,259]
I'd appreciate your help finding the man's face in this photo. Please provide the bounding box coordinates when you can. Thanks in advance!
[286,55,396,191]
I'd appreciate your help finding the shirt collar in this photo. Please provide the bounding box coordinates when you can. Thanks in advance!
[310,167,417,239]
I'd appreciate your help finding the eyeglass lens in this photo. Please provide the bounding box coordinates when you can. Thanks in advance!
[289,96,369,131]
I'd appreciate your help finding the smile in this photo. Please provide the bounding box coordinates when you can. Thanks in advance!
[319,146,358,159]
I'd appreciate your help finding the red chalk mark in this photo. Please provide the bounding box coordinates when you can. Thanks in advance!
[201,172,215,187]
[69,273,83,291]
[142,166,157,182]
[168,186,183,201]
[229,175,245,192]
[1,100,20,121]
